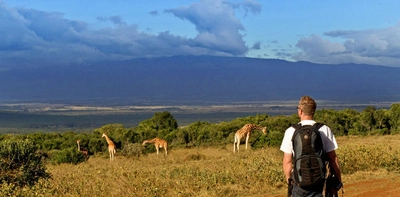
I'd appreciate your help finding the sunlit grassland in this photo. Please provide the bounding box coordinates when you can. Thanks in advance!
[3,134,400,197]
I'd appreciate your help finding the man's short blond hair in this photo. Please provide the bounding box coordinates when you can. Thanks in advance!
[298,96,317,116]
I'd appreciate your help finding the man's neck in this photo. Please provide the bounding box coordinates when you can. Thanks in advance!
[300,115,313,121]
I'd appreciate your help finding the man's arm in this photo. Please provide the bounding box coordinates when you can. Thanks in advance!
[283,152,292,182]
[326,150,342,183]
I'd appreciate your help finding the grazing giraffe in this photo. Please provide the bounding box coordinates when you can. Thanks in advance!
[233,124,267,153]
[142,138,168,156]
[102,133,116,161]
[76,140,89,159]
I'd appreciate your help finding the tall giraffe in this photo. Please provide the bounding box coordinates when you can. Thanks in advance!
[76,140,89,159]
[233,124,267,153]
[102,133,116,161]
[142,138,168,156]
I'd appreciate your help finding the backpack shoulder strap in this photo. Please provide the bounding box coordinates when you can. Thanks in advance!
[313,122,324,131]
[291,123,324,140]
[292,122,324,130]
[291,123,302,141]
[291,123,302,130]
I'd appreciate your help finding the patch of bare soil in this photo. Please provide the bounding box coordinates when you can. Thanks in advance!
[342,173,400,197]
[266,171,400,197]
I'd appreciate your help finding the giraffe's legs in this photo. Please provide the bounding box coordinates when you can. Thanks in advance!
[245,134,250,150]
[164,146,168,156]
[155,145,159,155]
[236,137,241,153]
[109,149,115,161]
[233,137,236,153]
[234,135,242,153]
[234,136,239,153]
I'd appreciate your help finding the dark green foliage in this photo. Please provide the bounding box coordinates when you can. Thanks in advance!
[120,142,146,157]
[137,111,178,132]
[264,131,285,147]
[0,139,50,187]
[373,109,390,131]
[88,138,106,154]
[359,106,376,133]
[93,123,126,146]
[49,148,86,165]
[251,134,268,149]
[337,109,359,135]
[389,104,400,132]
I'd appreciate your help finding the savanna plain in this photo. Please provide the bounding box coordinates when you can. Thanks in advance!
[1,102,400,196]
[3,135,400,197]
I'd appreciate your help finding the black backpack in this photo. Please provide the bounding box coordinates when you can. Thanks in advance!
[291,123,328,189]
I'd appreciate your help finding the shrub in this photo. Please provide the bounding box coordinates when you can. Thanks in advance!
[0,139,50,187]
[120,142,146,157]
[49,148,86,165]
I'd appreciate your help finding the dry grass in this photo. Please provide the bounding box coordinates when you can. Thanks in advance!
[3,134,400,197]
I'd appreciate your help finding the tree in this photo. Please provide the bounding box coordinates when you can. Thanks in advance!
[373,109,390,130]
[136,111,178,139]
[151,111,178,131]
[389,104,400,132]
[315,109,346,136]
[359,106,376,134]
[338,108,359,135]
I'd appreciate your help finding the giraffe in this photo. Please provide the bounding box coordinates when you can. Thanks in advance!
[76,140,89,159]
[233,124,267,153]
[102,133,116,161]
[142,138,168,156]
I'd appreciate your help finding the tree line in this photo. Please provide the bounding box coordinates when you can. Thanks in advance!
[1,103,399,158]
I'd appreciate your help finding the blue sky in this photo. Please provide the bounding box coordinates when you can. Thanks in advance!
[2,0,400,68]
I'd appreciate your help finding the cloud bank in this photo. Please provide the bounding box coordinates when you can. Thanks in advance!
[0,0,260,68]
[293,23,400,67]
[1,0,399,68]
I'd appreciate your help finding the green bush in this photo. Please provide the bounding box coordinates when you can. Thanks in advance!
[120,142,146,157]
[49,148,86,165]
[0,139,50,187]
[264,131,284,147]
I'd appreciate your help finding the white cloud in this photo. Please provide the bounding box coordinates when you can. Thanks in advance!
[293,22,400,67]
[165,0,258,56]
[0,0,260,68]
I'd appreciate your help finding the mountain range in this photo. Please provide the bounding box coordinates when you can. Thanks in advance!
[0,56,399,105]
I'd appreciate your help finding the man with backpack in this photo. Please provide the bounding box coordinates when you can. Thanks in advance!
[280,96,342,197]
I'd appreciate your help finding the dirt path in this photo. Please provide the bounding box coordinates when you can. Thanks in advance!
[342,174,400,197]
[267,171,400,197]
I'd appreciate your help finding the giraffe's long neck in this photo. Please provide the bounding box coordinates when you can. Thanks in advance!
[105,136,115,146]
[143,139,156,145]
[251,125,264,130]
[77,142,81,151]
[249,124,266,134]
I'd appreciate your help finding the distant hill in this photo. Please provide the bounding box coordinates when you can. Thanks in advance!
[0,56,399,105]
